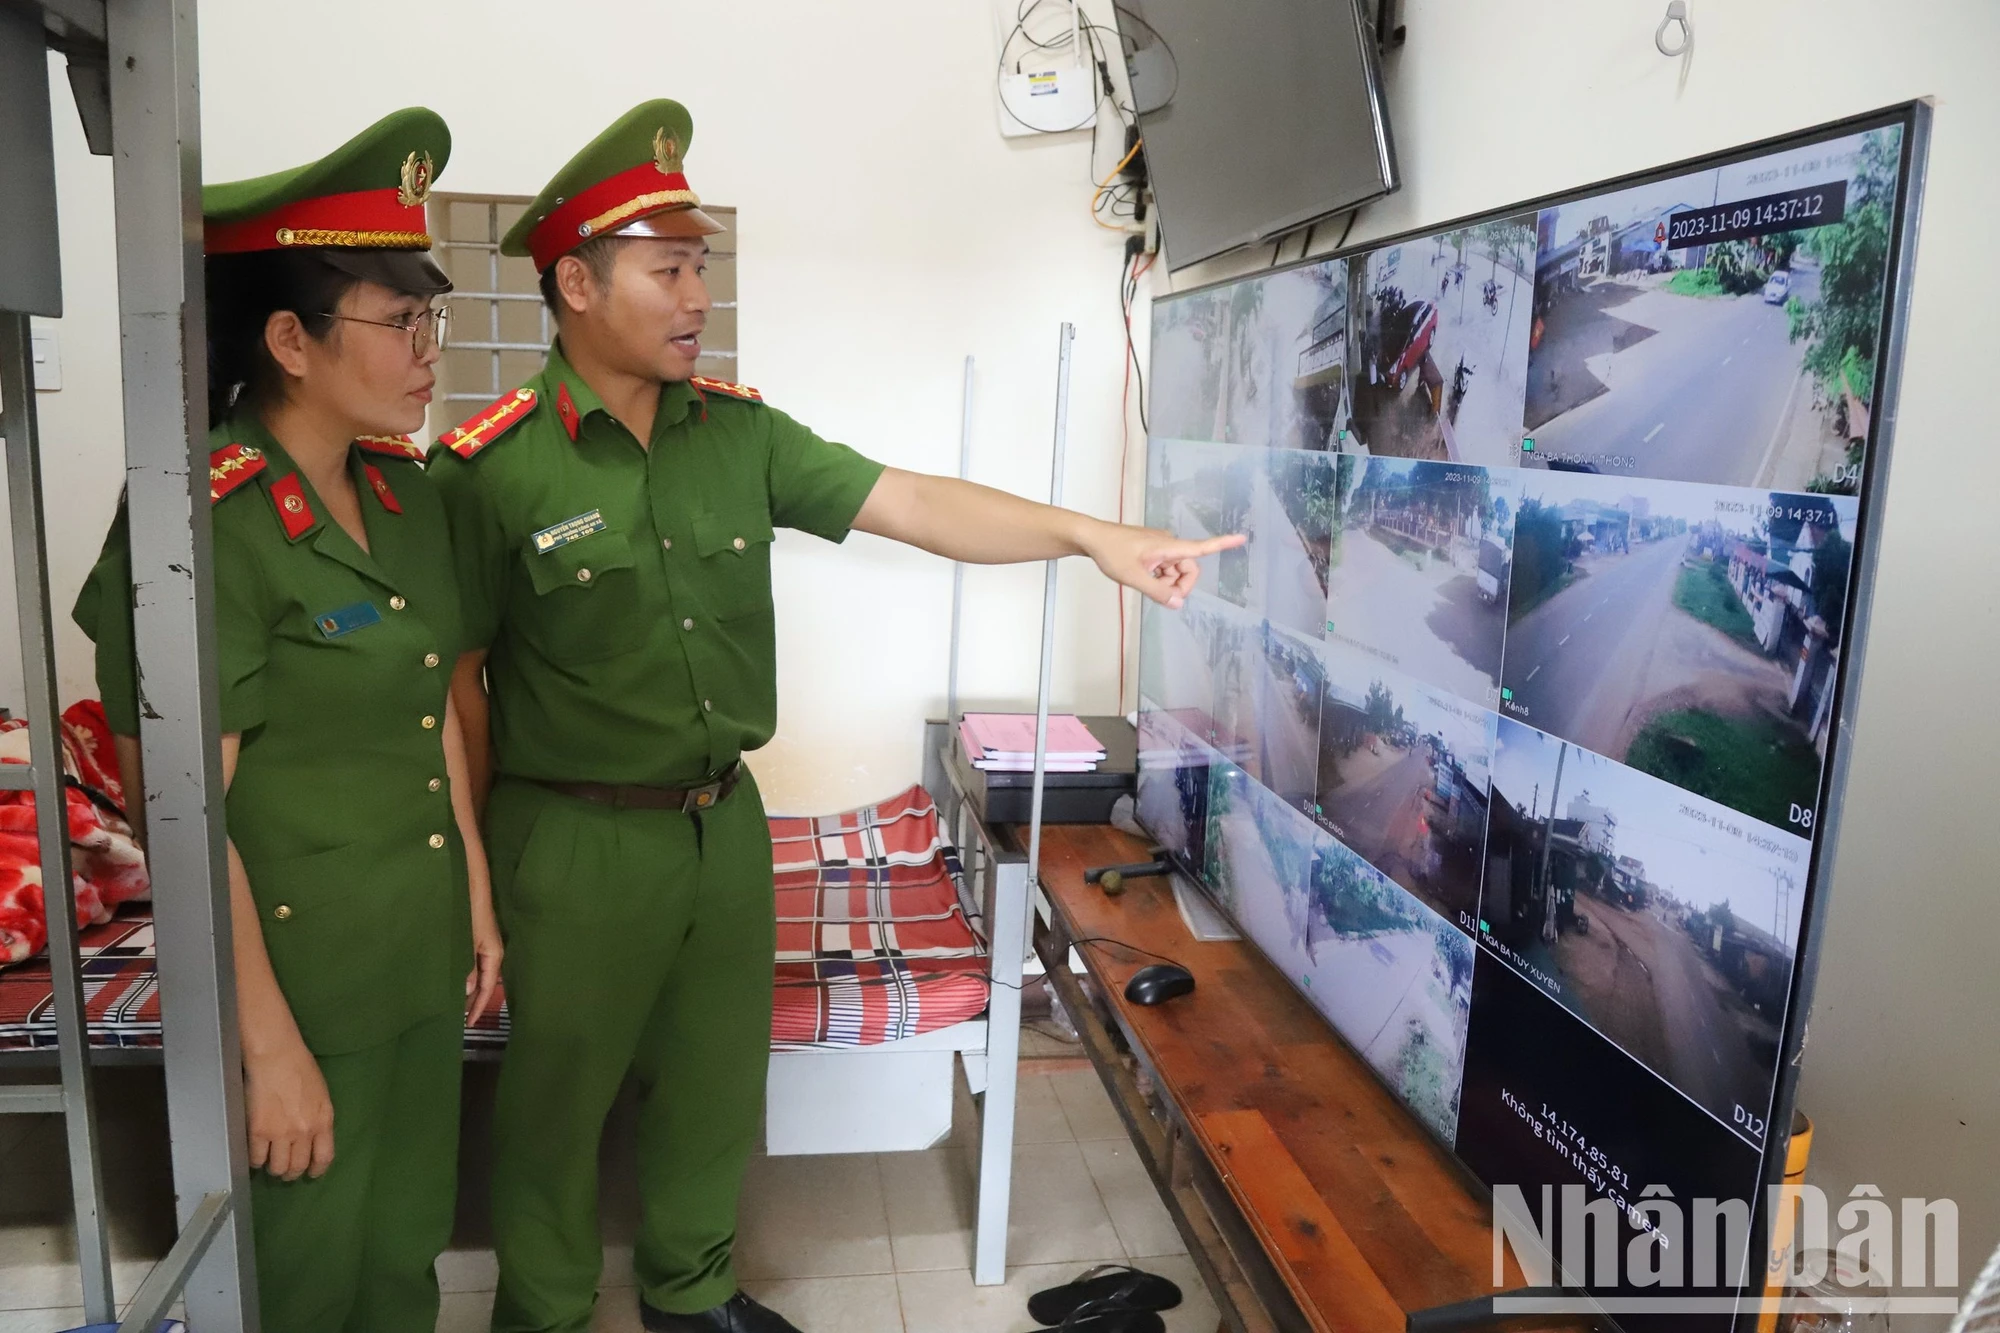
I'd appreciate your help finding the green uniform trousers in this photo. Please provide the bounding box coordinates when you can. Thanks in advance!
[485,771,775,1333]
[248,1010,462,1333]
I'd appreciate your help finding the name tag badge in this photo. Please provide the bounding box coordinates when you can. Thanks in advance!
[314,601,383,639]
[533,509,607,554]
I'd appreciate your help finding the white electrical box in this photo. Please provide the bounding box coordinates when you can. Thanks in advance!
[992,0,1097,138]
[996,65,1098,138]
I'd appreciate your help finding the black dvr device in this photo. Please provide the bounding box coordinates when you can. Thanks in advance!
[948,714,1137,826]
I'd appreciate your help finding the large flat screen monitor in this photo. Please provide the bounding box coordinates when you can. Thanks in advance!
[1136,103,1928,1332]
[1121,0,1398,269]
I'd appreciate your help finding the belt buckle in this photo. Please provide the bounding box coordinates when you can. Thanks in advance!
[682,779,723,815]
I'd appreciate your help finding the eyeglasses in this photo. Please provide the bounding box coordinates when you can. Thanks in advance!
[320,305,451,357]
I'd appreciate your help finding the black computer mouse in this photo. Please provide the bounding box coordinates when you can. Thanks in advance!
[1124,963,1195,1006]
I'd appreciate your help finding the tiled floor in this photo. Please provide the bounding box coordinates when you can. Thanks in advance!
[0,1057,1220,1332]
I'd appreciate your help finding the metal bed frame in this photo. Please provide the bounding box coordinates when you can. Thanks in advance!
[4,1,252,1327]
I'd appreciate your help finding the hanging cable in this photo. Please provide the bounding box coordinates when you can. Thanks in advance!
[1091,134,1145,229]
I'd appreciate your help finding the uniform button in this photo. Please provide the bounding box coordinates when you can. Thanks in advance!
[428,778,443,792]
[428,833,446,849]
[732,537,746,551]
[424,652,440,668]
[682,618,694,630]
[273,905,292,920]
[577,568,592,583]
[662,538,673,551]
[422,714,437,729]
[703,699,713,712]
[389,595,407,611]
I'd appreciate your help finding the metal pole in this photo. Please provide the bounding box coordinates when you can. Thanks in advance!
[1026,324,1076,886]
[971,325,1072,1287]
[1538,742,1566,945]
[1,314,115,1324]
[114,1191,232,1333]
[107,0,259,1325]
[945,355,974,728]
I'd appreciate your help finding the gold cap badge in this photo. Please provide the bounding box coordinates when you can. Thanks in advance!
[399,150,435,207]
[653,128,681,176]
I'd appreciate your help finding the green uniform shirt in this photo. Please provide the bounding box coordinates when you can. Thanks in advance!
[73,416,472,1056]
[427,344,885,786]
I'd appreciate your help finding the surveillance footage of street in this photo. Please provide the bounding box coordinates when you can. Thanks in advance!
[1135,118,1909,1331]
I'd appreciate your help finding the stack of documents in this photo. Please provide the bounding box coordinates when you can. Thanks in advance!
[958,713,1106,773]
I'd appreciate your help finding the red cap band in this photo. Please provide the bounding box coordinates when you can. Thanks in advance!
[527,162,698,270]
[205,188,431,255]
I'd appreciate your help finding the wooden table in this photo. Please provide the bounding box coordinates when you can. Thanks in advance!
[1028,822,1599,1333]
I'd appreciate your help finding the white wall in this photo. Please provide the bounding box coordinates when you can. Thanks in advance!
[20,0,1148,810]
[14,0,1996,1313]
[1174,2,1996,1319]
[195,0,1148,815]
[0,53,126,725]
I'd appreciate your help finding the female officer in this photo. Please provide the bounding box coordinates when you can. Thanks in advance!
[72,108,500,1333]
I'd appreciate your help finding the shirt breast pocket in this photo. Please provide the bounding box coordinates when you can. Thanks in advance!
[519,530,647,664]
[691,509,775,621]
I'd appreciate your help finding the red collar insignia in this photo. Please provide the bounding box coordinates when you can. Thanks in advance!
[364,462,402,514]
[268,473,317,541]
[556,382,581,442]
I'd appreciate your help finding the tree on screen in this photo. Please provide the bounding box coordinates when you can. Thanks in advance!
[1471,217,1535,279]
[1788,128,1899,412]
[1363,679,1405,740]
[1509,498,1572,612]
[1196,279,1268,442]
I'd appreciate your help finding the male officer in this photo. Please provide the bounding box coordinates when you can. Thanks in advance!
[430,100,1238,1333]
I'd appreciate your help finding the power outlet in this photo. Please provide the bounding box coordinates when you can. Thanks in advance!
[29,326,59,392]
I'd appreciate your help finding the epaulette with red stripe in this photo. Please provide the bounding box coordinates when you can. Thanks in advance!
[441,388,538,460]
[689,376,763,405]
[208,443,266,503]
[354,434,426,462]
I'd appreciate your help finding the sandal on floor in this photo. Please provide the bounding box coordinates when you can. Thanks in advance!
[1028,1264,1184,1325]
[1043,1298,1166,1333]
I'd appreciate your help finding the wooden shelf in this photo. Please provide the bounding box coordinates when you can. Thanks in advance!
[1030,822,1599,1333]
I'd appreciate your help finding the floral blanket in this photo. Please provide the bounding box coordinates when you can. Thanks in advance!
[0,701,149,965]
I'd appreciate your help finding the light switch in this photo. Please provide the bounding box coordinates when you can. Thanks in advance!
[29,329,59,392]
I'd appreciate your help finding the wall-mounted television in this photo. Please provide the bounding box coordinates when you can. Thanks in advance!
[1136,103,1928,1331]
[1119,0,1398,270]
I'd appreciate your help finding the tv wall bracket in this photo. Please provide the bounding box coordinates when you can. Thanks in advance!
[1373,0,1407,52]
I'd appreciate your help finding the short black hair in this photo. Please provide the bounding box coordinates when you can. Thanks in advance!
[204,250,443,428]
[538,235,633,317]
[205,251,358,428]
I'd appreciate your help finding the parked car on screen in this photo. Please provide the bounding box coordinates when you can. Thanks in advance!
[1378,299,1438,390]
[1762,270,1791,304]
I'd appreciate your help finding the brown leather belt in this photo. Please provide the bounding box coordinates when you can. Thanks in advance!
[531,762,742,814]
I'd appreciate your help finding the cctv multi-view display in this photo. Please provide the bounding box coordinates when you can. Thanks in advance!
[1136,106,1925,1331]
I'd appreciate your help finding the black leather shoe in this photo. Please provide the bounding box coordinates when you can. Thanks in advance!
[639,1291,805,1332]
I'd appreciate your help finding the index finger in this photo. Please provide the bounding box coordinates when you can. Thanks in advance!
[1184,533,1247,555]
